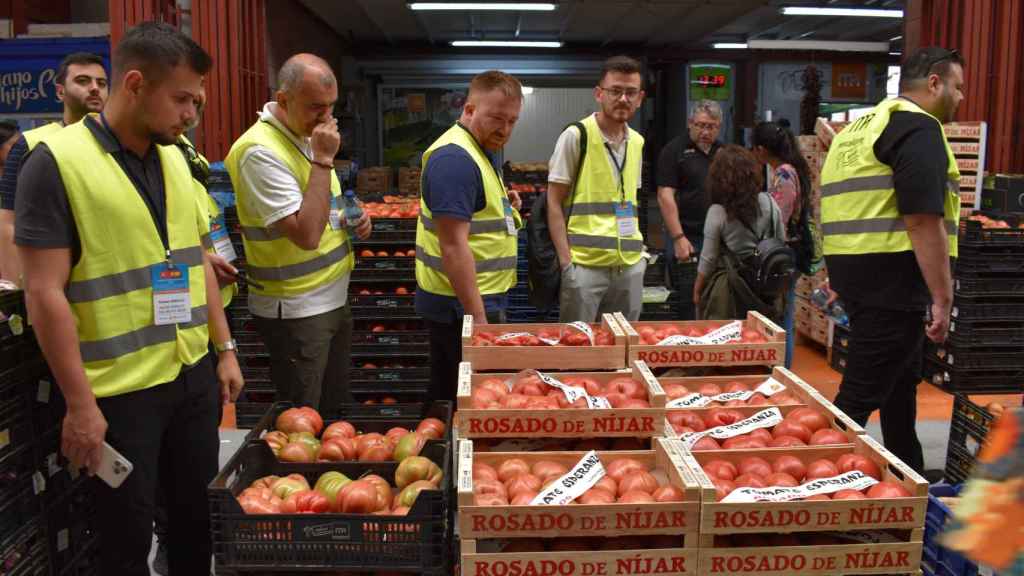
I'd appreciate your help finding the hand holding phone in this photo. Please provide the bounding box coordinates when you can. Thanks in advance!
[96,441,133,488]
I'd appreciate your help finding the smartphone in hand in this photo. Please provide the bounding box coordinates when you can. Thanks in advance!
[96,441,133,488]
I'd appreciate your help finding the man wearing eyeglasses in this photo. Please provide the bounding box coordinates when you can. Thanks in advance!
[655,100,723,319]
[821,47,965,475]
[546,55,647,323]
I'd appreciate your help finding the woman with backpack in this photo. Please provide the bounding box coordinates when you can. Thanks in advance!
[693,145,789,324]
[752,121,820,368]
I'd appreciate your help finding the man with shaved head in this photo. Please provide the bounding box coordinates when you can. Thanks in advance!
[227,53,371,414]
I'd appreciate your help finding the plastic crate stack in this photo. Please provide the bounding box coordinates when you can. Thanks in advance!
[925,215,1024,394]
[943,394,997,485]
[210,164,278,428]
[503,161,546,221]
[638,251,680,320]
[0,291,100,576]
[924,483,1007,575]
[348,197,430,404]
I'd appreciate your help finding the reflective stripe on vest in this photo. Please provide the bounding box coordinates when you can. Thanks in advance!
[414,123,518,297]
[225,119,353,297]
[22,122,63,151]
[565,114,645,267]
[45,117,209,398]
[820,98,960,258]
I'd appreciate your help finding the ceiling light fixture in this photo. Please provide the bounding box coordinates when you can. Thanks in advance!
[748,39,890,52]
[890,35,903,41]
[781,6,903,18]
[410,2,557,11]
[450,40,563,48]
[712,42,748,49]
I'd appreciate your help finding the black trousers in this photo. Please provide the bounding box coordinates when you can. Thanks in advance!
[427,308,505,404]
[91,354,220,576]
[833,300,926,473]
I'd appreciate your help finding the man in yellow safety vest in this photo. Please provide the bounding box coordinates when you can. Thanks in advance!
[821,47,965,474]
[546,56,647,323]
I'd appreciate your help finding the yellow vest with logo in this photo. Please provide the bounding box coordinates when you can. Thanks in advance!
[415,124,518,297]
[179,135,236,309]
[820,98,960,258]
[22,121,63,151]
[46,119,209,398]
[565,114,645,267]
[225,120,352,298]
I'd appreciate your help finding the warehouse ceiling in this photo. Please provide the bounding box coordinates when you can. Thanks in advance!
[298,0,905,51]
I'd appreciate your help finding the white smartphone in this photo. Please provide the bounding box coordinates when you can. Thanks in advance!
[96,441,133,488]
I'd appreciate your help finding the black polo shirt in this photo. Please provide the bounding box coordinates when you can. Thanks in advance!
[14,114,166,266]
[656,134,721,239]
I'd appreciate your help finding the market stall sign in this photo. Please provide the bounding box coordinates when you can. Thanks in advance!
[0,37,110,115]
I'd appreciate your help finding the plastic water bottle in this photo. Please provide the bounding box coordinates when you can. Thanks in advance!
[342,190,364,229]
[811,287,849,326]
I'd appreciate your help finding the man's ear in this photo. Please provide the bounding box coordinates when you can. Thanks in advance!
[55,83,66,103]
[122,70,145,99]
[463,101,476,119]
[275,90,288,113]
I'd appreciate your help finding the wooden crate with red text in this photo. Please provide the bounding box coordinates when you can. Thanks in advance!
[462,314,627,371]
[616,311,785,369]
[456,438,701,541]
[660,367,866,442]
[456,360,666,438]
[678,434,927,575]
[460,537,698,576]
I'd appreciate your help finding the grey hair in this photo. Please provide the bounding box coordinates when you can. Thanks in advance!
[278,53,336,93]
[689,99,722,122]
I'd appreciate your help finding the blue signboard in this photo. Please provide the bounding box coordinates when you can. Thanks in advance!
[0,37,110,115]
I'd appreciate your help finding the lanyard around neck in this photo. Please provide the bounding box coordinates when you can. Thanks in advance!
[604,140,628,203]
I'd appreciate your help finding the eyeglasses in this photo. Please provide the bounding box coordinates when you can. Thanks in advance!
[691,121,720,133]
[600,86,643,101]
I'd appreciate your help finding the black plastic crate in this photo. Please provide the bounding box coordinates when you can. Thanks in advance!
[0,519,47,576]
[0,290,28,344]
[32,373,66,440]
[949,394,994,447]
[234,331,264,347]
[46,485,97,576]
[370,217,418,233]
[949,317,1024,344]
[352,330,429,348]
[240,366,270,381]
[667,260,698,292]
[235,342,268,359]
[348,366,431,383]
[830,346,848,374]
[208,441,450,574]
[242,400,451,442]
[234,402,275,429]
[924,357,1024,393]
[832,323,851,353]
[955,274,1024,295]
[955,251,1024,274]
[242,378,274,394]
[951,293,1024,321]
[0,386,33,465]
[350,379,430,396]
[351,348,430,361]
[927,341,1024,369]
[236,354,271,371]
[959,217,1024,246]
[350,394,430,409]
[33,428,78,511]
[0,480,41,549]
[0,443,36,512]
[943,441,974,484]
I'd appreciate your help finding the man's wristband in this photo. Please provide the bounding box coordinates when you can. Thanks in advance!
[311,159,334,170]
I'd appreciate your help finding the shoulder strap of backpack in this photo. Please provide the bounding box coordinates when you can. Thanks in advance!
[569,121,586,199]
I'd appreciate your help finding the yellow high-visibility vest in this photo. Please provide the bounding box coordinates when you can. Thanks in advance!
[225,120,352,298]
[414,123,518,297]
[821,98,960,257]
[46,118,209,398]
[565,114,645,267]
[22,122,63,150]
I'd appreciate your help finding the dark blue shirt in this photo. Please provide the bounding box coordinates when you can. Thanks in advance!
[415,140,509,324]
[0,136,28,210]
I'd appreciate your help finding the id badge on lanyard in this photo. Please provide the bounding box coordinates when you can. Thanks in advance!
[152,261,191,325]
[209,213,238,262]
[503,197,516,236]
[615,202,637,238]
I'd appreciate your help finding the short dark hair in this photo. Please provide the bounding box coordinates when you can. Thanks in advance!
[56,52,105,85]
[0,119,18,145]
[599,55,642,85]
[113,21,212,85]
[900,46,964,91]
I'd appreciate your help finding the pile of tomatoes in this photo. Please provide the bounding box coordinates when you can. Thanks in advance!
[358,249,415,258]
[670,407,848,450]
[470,327,615,347]
[471,373,649,410]
[633,323,767,345]
[662,379,801,407]
[362,200,420,219]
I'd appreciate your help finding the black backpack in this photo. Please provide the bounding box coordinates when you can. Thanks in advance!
[526,122,586,311]
[732,196,796,298]
[787,197,824,275]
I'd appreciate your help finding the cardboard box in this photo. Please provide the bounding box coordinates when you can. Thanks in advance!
[356,167,392,194]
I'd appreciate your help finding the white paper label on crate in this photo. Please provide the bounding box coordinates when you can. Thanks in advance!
[679,407,784,447]
[566,321,595,345]
[709,377,789,403]
[32,471,45,495]
[523,370,589,404]
[536,334,561,346]
[458,441,473,494]
[584,395,613,409]
[666,393,714,408]
[37,379,51,403]
[701,320,744,344]
[530,450,606,506]
[720,470,879,503]
[493,332,535,344]
[657,334,704,346]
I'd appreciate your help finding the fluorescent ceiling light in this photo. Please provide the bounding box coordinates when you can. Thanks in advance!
[889,52,902,56]
[410,2,557,10]
[521,86,535,94]
[781,6,903,18]
[890,35,903,41]
[713,42,748,49]
[747,39,890,52]
[450,40,563,47]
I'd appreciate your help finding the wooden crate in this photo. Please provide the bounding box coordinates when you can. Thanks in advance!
[660,367,865,437]
[794,296,813,325]
[617,311,785,369]
[794,275,814,299]
[356,166,392,194]
[462,314,627,371]
[456,437,701,540]
[456,360,667,438]
[398,167,421,195]
[683,433,928,575]
[460,538,698,576]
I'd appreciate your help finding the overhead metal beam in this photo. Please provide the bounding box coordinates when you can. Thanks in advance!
[558,0,580,39]
[411,9,436,44]
[353,0,394,45]
[669,0,763,47]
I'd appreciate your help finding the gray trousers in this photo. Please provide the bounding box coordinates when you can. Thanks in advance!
[559,259,646,323]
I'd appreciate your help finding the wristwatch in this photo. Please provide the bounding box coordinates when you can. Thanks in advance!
[215,338,238,354]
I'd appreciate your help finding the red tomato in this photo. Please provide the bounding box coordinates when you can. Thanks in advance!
[652,485,686,502]
[768,435,807,448]
[505,474,542,498]
[724,381,749,393]
[698,383,723,397]
[703,408,745,428]
[618,490,655,503]
[662,383,689,400]
[764,472,800,487]
[809,429,849,446]
[866,482,912,498]
[786,408,830,432]
[832,489,867,500]
[712,477,737,501]
[805,459,840,480]
[690,437,721,451]
[804,494,831,501]
[577,487,616,505]
[722,436,767,450]
[734,473,767,488]
[835,454,883,481]
[748,428,773,444]
[703,460,738,481]
[473,462,498,482]
[773,419,812,443]
[616,470,659,497]
[668,412,706,433]
[605,458,648,482]
[738,456,772,478]
[772,455,807,482]
[497,459,531,483]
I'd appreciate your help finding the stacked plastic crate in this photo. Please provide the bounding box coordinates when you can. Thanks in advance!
[0,291,100,575]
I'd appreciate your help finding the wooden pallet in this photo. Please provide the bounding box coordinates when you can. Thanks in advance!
[456,360,667,438]
[617,311,786,369]
[460,538,699,576]
[462,314,627,371]
[456,437,701,540]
